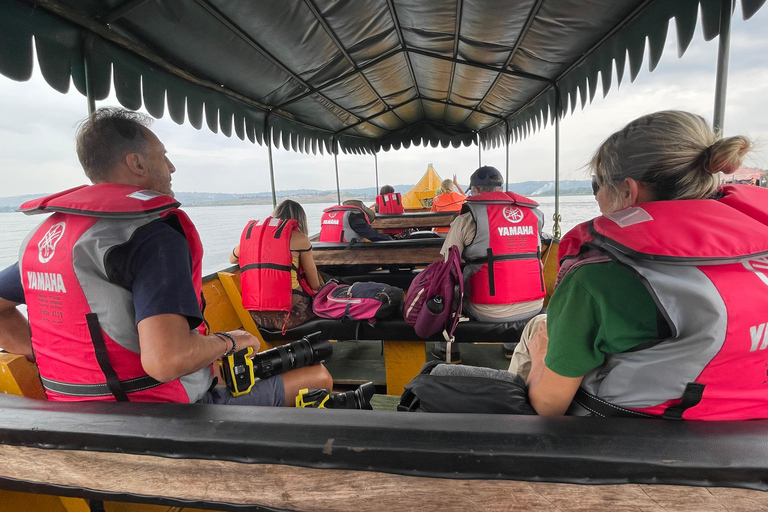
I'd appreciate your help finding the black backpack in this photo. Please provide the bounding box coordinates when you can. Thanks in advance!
[397,360,536,415]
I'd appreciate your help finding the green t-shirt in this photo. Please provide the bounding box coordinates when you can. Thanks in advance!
[544,261,668,378]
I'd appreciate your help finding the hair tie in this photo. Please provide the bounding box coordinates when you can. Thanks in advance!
[702,143,716,174]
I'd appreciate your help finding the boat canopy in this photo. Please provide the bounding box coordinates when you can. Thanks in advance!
[0,0,765,155]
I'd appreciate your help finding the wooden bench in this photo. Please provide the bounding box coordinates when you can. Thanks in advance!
[371,211,458,231]
[312,238,444,269]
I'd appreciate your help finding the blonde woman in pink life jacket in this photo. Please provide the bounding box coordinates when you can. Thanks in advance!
[517,110,768,420]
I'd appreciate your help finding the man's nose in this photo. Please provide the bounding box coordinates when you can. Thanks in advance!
[167,158,176,174]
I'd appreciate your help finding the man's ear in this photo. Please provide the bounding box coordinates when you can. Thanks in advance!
[124,152,146,178]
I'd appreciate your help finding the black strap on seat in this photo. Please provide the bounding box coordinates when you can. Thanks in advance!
[662,382,706,420]
[573,388,659,419]
[86,313,129,402]
[574,384,706,420]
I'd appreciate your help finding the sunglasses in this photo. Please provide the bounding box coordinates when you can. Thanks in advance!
[591,176,600,196]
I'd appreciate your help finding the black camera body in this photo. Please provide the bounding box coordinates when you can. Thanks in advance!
[221,332,332,396]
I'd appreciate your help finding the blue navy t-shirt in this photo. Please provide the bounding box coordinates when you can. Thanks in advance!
[0,220,203,329]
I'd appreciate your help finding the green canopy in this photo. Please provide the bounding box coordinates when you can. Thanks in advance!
[1,0,764,154]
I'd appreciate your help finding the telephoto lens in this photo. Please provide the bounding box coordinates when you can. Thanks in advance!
[325,381,375,410]
[252,332,333,380]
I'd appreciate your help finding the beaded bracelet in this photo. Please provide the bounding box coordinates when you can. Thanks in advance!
[214,331,237,357]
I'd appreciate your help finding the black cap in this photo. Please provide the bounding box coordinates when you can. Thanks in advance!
[469,166,503,187]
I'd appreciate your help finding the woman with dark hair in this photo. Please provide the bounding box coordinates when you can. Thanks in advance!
[231,200,321,330]
[516,110,768,420]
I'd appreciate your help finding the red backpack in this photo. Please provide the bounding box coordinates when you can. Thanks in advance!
[403,245,464,340]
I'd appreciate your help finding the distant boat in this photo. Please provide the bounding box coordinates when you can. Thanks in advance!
[401,164,444,211]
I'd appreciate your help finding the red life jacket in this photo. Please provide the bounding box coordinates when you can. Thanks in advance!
[239,217,315,312]
[375,193,404,214]
[559,185,768,420]
[431,192,465,233]
[462,191,545,305]
[18,184,210,403]
[319,205,369,242]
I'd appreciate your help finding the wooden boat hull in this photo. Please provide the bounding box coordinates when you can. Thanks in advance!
[0,394,767,511]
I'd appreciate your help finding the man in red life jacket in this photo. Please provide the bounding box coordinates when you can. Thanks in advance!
[0,107,331,405]
[434,166,545,362]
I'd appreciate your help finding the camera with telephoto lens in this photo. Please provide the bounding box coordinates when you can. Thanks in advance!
[221,331,332,396]
[296,381,375,410]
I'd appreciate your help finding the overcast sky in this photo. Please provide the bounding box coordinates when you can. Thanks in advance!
[1,3,766,197]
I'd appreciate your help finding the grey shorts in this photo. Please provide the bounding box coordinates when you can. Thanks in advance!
[199,375,285,407]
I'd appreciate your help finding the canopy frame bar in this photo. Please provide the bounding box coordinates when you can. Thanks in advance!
[303,0,408,128]
[385,0,425,122]
[459,0,546,129]
[713,0,734,135]
[374,151,379,193]
[484,0,656,135]
[335,95,509,139]
[441,0,464,124]
[270,47,403,118]
[97,0,151,24]
[191,0,364,127]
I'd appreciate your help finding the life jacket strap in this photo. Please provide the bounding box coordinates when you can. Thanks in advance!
[661,382,706,420]
[86,313,130,401]
[40,374,162,397]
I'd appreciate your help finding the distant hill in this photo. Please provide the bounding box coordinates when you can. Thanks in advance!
[0,181,591,211]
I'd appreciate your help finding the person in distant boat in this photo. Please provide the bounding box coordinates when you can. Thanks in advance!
[0,107,332,405]
[435,166,545,363]
[374,185,405,214]
[319,199,393,242]
[431,176,466,235]
[230,200,321,331]
[518,110,767,420]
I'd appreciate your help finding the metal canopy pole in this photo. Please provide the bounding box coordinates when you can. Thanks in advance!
[713,0,734,135]
[83,36,96,115]
[505,121,510,192]
[374,151,379,193]
[553,91,562,240]
[265,113,277,209]
[333,136,341,205]
[477,133,482,168]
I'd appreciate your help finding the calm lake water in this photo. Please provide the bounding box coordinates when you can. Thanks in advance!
[0,195,600,275]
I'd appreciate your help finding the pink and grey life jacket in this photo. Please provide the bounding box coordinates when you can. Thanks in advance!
[239,217,314,312]
[19,184,211,403]
[318,205,369,242]
[559,185,768,420]
[462,191,545,305]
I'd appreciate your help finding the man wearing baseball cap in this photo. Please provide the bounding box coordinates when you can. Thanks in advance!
[435,166,545,362]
